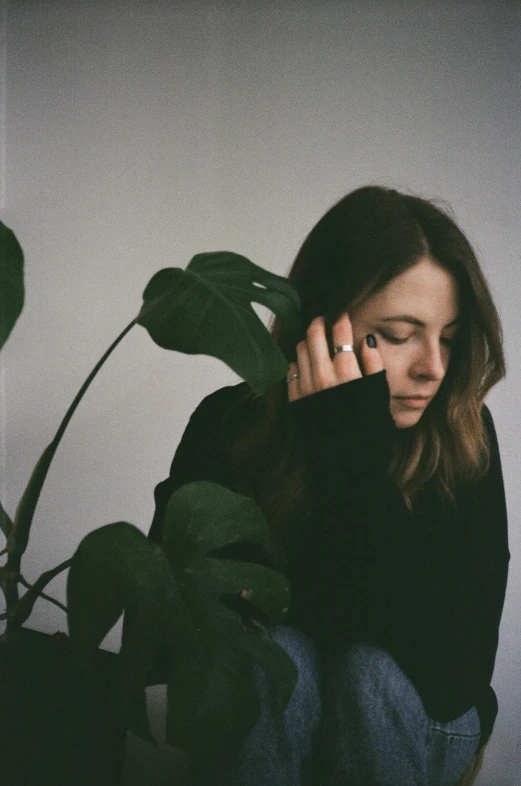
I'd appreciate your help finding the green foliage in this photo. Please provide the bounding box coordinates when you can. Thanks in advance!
[137,251,300,394]
[67,484,297,756]
[1,219,302,756]
[5,250,300,581]
[0,221,24,351]
[5,322,135,586]
[0,501,13,540]
[162,482,290,642]
[161,482,296,754]
[67,522,183,743]
[6,443,57,562]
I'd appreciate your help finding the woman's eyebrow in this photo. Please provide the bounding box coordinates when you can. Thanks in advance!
[379,316,460,328]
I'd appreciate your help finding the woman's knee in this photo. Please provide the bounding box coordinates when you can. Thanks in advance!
[325,641,427,720]
[272,626,320,679]
[271,626,322,728]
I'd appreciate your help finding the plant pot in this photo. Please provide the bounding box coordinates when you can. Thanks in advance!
[0,627,126,786]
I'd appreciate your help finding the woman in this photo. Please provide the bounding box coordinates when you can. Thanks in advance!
[149,186,509,785]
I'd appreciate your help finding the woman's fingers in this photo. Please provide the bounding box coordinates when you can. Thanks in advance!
[295,338,314,398]
[359,333,385,376]
[330,313,362,382]
[287,361,300,402]
[287,314,385,401]
[305,317,337,390]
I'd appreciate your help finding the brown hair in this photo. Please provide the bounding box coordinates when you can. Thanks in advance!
[225,186,505,556]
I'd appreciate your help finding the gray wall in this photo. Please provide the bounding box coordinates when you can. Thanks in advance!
[1,1,520,783]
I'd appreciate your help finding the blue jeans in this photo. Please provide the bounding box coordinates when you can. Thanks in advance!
[192,626,481,785]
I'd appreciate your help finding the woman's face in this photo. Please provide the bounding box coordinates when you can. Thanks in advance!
[350,257,460,429]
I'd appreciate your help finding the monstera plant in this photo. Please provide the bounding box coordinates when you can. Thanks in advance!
[0,219,301,769]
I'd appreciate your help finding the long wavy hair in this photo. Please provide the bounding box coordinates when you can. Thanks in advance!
[224,186,505,559]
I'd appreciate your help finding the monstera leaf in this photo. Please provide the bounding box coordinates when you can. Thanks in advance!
[161,482,295,754]
[5,246,301,636]
[67,482,296,756]
[0,221,24,351]
[67,521,183,742]
[137,251,300,394]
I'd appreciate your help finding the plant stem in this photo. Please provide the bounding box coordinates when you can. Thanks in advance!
[18,573,67,613]
[0,500,13,540]
[4,558,72,635]
[4,319,137,615]
[3,569,19,608]
[45,318,138,464]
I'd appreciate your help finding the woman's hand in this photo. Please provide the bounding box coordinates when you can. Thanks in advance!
[287,314,384,402]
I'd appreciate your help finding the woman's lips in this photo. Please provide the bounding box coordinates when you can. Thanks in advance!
[394,396,431,409]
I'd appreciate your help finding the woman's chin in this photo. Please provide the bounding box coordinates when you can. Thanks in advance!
[392,409,425,429]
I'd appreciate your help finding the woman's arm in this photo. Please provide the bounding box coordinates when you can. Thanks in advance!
[284,368,405,643]
[287,378,509,739]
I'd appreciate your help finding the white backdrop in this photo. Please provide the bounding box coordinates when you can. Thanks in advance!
[1,1,520,783]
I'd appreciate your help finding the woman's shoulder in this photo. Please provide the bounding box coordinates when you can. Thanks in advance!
[480,403,502,459]
[481,402,494,428]
[460,402,509,564]
[189,381,252,423]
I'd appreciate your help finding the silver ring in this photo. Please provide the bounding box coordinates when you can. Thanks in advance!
[333,344,354,354]
[287,371,299,382]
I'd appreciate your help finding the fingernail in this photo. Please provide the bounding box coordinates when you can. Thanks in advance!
[366,334,377,348]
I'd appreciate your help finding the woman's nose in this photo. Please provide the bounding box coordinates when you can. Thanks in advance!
[411,341,447,381]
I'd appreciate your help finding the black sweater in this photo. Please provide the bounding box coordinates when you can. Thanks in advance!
[149,371,509,750]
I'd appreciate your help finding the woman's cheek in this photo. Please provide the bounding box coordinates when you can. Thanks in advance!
[379,349,402,398]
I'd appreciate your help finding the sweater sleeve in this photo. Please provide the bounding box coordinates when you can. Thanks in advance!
[289,369,397,503]
[286,376,509,742]
[285,371,410,643]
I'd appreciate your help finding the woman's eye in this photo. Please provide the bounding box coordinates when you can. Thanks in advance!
[441,336,455,347]
[379,331,409,345]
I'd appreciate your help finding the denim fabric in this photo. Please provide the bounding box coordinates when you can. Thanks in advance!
[192,626,481,786]
[319,640,481,785]
[192,627,320,786]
